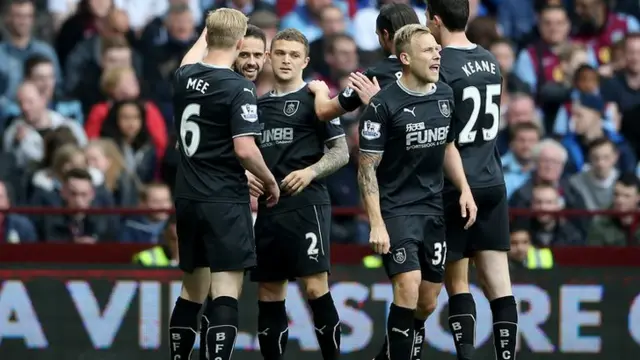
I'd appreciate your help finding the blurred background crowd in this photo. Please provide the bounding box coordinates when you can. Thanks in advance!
[0,0,639,268]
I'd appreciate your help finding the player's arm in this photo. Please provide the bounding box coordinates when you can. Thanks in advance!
[180,28,208,67]
[308,79,364,121]
[357,100,387,228]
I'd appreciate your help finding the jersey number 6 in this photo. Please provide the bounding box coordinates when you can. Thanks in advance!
[458,84,501,144]
[180,103,201,157]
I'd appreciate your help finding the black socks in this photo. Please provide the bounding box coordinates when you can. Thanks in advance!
[169,297,201,359]
[205,296,239,360]
[386,304,415,360]
[257,300,289,360]
[448,293,477,360]
[376,316,424,360]
[308,292,341,360]
[491,295,518,360]
[199,296,212,360]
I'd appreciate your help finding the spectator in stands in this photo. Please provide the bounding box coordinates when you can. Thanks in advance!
[306,5,346,79]
[508,227,554,269]
[0,150,20,202]
[86,67,167,161]
[603,33,640,113]
[64,9,141,100]
[552,64,620,135]
[489,38,530,94]
[496,0,537,45]
[133,213,178,266]
[587,173,640,246]
[2,81,87,168]
[569,138,619,210]
[352,0,426,53]
[514,5,597,96]
[561,92,636,174]
[317,34,359,94]
[100,100,156,182]
[249,9,279,47]
[497,92,540,154]
[0,55,83,125]
[119,183,172,243]
[54,0,114,67]
[466,16,500,49]
[621,102,640,163]
[571,0,640,67]
[142,3,197,121]
[0,180,37,243]
[205,0,276,18]
[281,0,352,43]
[527,183,584,246]
[502,122,542,199]
[510,139,586,211]
[0,0,62,102]
[85,139,140,207]
[37,167,116,242]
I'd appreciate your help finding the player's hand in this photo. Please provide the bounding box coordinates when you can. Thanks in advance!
[280,168,316,196]
[348,72,380,105]
[369,225,390,254]
[264,178,280,208]
[459,189,478,230]
[246,171,264,197]
[308,80,330,95]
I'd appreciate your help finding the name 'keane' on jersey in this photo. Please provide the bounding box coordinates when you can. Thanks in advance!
[460,59,498,77]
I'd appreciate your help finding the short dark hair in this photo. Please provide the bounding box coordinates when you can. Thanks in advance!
[427,0,469,32]
[489,37,514,50]
[167,3,189,15]
[245,24,266,48]
[324,33,355,54]
[509,122,541,139]
[617,173,640,190]
[376,3,420,40]
[63,168,93,183]
[538,4,567,16]
[588,137,616,154]
[23,54,53,78]
[271,28,309,55]
[575,64,598,78]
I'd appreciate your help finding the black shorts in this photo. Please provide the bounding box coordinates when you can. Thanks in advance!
[382,215,446,283]
[175,198,256,273]
[444,184,510,262]
[250,205,331,282]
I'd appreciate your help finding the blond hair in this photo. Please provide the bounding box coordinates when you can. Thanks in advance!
[205,8,248,49]
[86,139,129,192]
[52,144,85,178]
[394,24,431,56]
[101,66,134,95]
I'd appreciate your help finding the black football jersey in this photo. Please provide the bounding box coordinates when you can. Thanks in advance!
[359,81,455,218]
[338,55,403,112]
[172,63,261,202]
[257,84,345,213]
[440,45,505,189]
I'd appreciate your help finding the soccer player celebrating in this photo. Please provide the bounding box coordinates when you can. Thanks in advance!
[308,3,421,119]
[428,1,518,359]
[248,28,349,360]
[169,9,279,360]
[234,24,267,82]
[357,24,476,360]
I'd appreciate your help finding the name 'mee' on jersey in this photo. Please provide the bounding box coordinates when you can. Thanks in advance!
[359,81,455,218]
[172,63,261,202]
[257,84,344,212]
[440,45,505,189]
[338,55,403,112]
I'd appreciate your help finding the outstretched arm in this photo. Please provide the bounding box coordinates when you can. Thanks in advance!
[357,151,384,227]
[180,28,208,67]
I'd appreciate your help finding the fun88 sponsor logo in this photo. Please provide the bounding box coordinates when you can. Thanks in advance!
[405,123,449,150]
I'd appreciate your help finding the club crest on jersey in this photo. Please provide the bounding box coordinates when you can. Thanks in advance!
[283,100,300,117]
[438,100,451,117]
[393,248,406,264]
[361,120,381,140]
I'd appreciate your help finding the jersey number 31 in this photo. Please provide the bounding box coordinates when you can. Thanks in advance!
[180,103,201,157]
[458,84,501,144]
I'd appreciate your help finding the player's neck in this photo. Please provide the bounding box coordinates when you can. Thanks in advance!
[399,74,435,94]
[201,50,236,69]
[272,78,305,95]
[440,30,473,49]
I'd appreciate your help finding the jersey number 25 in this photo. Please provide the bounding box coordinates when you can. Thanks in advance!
[458,84,501,144]
[180,103,201,157]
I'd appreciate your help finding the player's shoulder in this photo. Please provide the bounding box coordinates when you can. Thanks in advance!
[440,44,501,79]
[370,81,400,105]
[433,81,454,97]
[366,56,401,78]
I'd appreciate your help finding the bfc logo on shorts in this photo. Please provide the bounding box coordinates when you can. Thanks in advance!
[405,124,449,150]
[393,248,406,264]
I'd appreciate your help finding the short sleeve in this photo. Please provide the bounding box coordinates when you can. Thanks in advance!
[358,98,388,153]
[230,82,261,138]
[322,117,346,143]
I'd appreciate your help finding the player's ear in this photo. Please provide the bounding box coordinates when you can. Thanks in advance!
[302,55,310,70]
[236,38,244,51]
[382,29,390,42]
[399,51,410,65]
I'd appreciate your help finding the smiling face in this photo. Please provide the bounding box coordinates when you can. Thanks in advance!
[235,36,266,81]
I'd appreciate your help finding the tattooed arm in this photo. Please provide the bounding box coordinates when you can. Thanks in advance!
[309,136,349,179]
[357,151,384,227]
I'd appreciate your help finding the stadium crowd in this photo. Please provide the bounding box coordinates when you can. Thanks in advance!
[0,0,639,254]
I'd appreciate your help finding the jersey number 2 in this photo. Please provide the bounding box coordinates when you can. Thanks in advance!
[306,232,319,256]
[458,84,501,144]
[180,103,201,157]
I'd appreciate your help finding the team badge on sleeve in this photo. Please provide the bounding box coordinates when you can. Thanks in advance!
[330,118,341,125]
[438,100,451,117]
[241,104,258,122]
[283,100,300,117]
[361,120,381,140]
